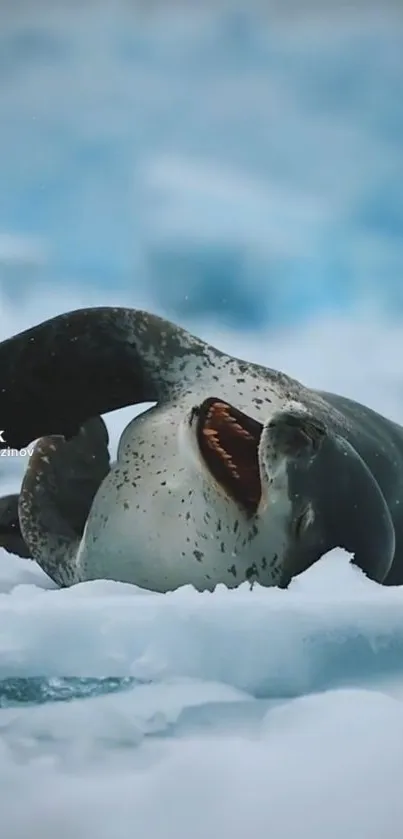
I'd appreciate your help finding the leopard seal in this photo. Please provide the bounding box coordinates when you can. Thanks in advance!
[0,305,402,590]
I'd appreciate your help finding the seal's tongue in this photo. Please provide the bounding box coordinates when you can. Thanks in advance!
[196,398,263,516]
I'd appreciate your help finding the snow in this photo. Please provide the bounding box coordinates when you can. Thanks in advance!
[2,555,403,838]
[1,286,403,836]
[2,550,403,838]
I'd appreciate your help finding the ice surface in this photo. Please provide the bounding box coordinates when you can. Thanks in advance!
[2,550,403,839]
[1,284,403,836]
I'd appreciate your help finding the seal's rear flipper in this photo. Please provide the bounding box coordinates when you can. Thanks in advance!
[18,417,111,587]
[0,494,30,558]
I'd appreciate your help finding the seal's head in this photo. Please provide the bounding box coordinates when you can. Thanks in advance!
[186,396,327,544]
[257,406,327,551]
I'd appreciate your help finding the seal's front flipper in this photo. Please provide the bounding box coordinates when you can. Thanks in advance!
[18,416,111,587]
[0,494,30,558]
[306,434,396,584]
[43,415,111,538]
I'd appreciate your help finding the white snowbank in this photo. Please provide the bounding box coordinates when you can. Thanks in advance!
[1,551,403,839]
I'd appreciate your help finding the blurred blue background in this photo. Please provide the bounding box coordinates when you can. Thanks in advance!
[0,0,402,331]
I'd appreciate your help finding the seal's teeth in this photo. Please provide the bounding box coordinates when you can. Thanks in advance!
[223,416,254,440]
[218,449,241,479]
[204,428,219,438]
[206,436,223,453]
[211,441,230,460]
[226,416,241,428]
[198,400,262,515]
[205,435,239,473]
[213,441,232,460]
[234,426,254,441]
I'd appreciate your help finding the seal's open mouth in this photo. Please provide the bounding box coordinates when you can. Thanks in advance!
[196,398,263,516]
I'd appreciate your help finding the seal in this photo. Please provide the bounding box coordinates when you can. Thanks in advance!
[0,306,401,590]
